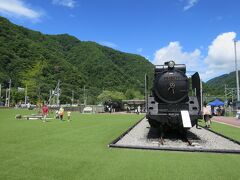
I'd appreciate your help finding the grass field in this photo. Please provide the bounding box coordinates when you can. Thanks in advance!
[0,109,240,180]
[199,119,240,141]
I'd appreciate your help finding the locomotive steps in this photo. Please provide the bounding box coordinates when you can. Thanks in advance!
[109,118,240,154]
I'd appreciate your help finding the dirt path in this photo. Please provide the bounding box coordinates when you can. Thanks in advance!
[212,116,240,128]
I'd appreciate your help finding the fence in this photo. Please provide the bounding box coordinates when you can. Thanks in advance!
[48,105,105,114]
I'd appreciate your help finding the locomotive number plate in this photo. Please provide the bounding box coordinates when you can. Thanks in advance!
[163,76,185,81]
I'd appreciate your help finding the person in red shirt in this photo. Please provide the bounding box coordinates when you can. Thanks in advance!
[42,104,49,122]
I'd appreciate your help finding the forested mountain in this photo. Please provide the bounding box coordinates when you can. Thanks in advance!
[205,71,239,96]
[0,16,154,104]
[1,16,235,105]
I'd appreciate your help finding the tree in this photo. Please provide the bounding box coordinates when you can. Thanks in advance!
[97,90,126,103]
[20,61,46,103]
[0,16,154,105]
[125,89,144,100]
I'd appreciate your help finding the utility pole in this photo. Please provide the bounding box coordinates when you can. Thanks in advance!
[234,39,240,101]
[200,79,203,111]
[48,80,61,106]
[9,79,11,107]
[5,88,7,107]
[24,85,27,105]
[224,84,227,103]
[56,80,60,106]
[71,90,74,105]
[83,85,86,105]
[144,74,148,111]
[0,84,1,103]
[48,89,52,105]
[5,79,11,107]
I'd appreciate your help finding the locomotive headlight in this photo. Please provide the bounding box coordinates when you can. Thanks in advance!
[168,61,175,68]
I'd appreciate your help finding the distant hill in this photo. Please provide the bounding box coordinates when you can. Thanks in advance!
[2,16,236,105]
[0,16,154,104]
[205,71,239,96]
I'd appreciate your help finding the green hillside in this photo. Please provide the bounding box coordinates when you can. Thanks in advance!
[2,16,236,105]
[205,71,239,96]
[0,17,154,104]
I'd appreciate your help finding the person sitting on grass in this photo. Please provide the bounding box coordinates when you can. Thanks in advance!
[42,104,49,122]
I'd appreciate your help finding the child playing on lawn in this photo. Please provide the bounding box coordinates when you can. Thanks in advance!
[59,107,64,121]
[42,104,49,122]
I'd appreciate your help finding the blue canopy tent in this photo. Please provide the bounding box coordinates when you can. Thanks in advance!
[208,99,225,116]
[208,99,224,107]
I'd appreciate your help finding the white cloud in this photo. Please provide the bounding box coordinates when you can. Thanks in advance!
[100,41,118,48]
[153,32,240,82]
[153,41,202,72]
[183,0,198,11]
[204,32,240,79]
[52,0,76,8]
[0,0,42,20]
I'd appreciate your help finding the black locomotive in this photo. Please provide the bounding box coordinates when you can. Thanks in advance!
[146,61,201,132]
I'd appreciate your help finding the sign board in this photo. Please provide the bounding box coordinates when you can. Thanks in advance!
[181,110,192,128]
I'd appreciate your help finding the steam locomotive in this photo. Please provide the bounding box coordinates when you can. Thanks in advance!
[146,61,201,132]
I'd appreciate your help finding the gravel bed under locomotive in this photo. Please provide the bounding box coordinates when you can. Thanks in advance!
[146,61,202,131]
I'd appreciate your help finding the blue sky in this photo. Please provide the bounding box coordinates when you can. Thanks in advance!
[0,0,240,81]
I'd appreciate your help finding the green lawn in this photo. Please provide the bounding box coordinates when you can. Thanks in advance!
[199,119,240,141]
[0,109,239,180]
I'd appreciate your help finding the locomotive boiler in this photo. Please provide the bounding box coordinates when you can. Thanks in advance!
[146,61,201,132]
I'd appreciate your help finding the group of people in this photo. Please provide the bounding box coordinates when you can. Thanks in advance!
[41,102,220,128]
[41,104,71,122]
[213,106,225,116]
[126,105,142,114]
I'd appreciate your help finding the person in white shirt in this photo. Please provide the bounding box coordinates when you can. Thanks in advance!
[203,103,212,128]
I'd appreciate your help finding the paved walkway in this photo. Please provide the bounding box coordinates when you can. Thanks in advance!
[212,116,240,128]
